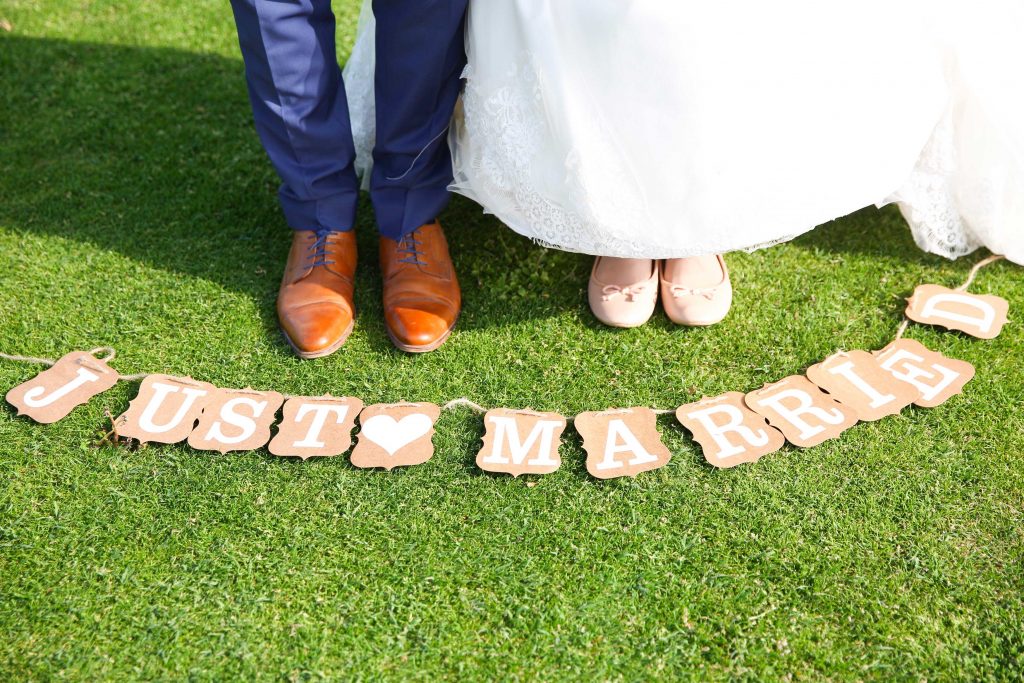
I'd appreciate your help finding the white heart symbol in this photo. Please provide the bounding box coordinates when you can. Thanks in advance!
[360,414,433,455]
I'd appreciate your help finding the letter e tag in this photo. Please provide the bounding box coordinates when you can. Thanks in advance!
[745,375,858,448]
[6,351,119,423]
[187,387,284,453]
[873,338,975,408]
[477,408,567,476]
[115,374,215,444]
[352,403,440,470]
[905,284,1009,339]
[676,392,785,468]
[577,407,672,479]
[806,350,919,421]
[268,395,363,460]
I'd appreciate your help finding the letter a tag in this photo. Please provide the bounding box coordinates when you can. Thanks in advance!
[351,403,440,470]
[873,338,975,408]
[115,374,215,444]
[187,387,284,453]
[577,407,672,479]
[905,284,1009,339]
[268,395,363,460]
[477,409,567,476]
[6,351,119,423]
[806,350,919,421]
[745,375,858,448]
[676,392,785,468]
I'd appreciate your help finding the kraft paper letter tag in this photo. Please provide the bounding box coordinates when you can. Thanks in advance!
[745,375,858,448]
[577,407,672,479]
[806,350,919,421]
[676,392,785,468]
[6,351,119,424]
[268,395,363,460]
[187,387,284,453]
[476,408,567,476]
[873,338,975,408]
[351,402,440,470]
[115,374,216,444]
[905,284,1009,339]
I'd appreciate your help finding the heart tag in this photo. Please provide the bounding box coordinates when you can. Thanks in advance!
[476,408,567,476]
[351,403,440,470]
[115,374,216,444]
[745,375,858,448]
[676,392,786,468]
[576,407,672,479]
[873,338,975,408]
[806,350,920,421]
[905,284,1009,339]
[6,351,119,424]
[187,387,284,454]
[268,395,363,459]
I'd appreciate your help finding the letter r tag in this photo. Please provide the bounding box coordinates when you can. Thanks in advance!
[676,392,785,468]
[6,351,120,423]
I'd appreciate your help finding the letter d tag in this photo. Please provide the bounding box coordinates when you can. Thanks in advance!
[6,351,120,423]
[577,407,671,479]
[905,284,1009,339]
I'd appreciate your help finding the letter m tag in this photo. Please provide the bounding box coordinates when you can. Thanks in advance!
[477,409,567,476]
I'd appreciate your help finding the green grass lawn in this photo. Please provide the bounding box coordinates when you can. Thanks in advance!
[2,2,1023,680]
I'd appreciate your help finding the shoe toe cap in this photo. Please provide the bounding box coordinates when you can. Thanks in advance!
[281,302,353,354]
[386,304,454,348]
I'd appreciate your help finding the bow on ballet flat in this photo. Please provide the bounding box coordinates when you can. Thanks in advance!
[601,284,649,302]
[668,284,718,300]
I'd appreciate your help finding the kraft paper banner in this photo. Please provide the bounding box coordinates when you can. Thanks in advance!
[6,351,119,424]
[873,339,975,409]
[905,284,1009,339]
[351,402,440,470]
[187,387,284,454]
[115,374,216,444]
[745,375,859,448]
[576,408,672,479]
[676,392,786,468]
[476,409,567,476]
[806,350,920,422]
[268,395,363,460]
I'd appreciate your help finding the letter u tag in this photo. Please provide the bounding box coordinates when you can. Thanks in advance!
[115,374,216,444]
[6,351,120,423]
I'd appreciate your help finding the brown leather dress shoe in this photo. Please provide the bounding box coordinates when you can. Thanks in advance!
[379,221,461,353]
[277,229,357,359]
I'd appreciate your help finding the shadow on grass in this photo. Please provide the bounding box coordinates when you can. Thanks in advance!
[0,36,594,344]
[1,35,949,352]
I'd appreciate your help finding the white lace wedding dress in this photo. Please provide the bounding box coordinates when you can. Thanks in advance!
[345,0,1024,264]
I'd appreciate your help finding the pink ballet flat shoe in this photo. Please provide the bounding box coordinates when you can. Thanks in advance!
[659,255,732,326]
[588,257,659,328]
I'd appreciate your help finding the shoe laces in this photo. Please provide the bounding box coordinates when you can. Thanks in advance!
[397,228,427,266]
[304,228,338,270]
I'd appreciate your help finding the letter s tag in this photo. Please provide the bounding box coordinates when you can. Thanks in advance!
[6,351,120,424]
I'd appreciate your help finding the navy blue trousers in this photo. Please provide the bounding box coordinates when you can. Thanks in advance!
[230,0,468,239]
